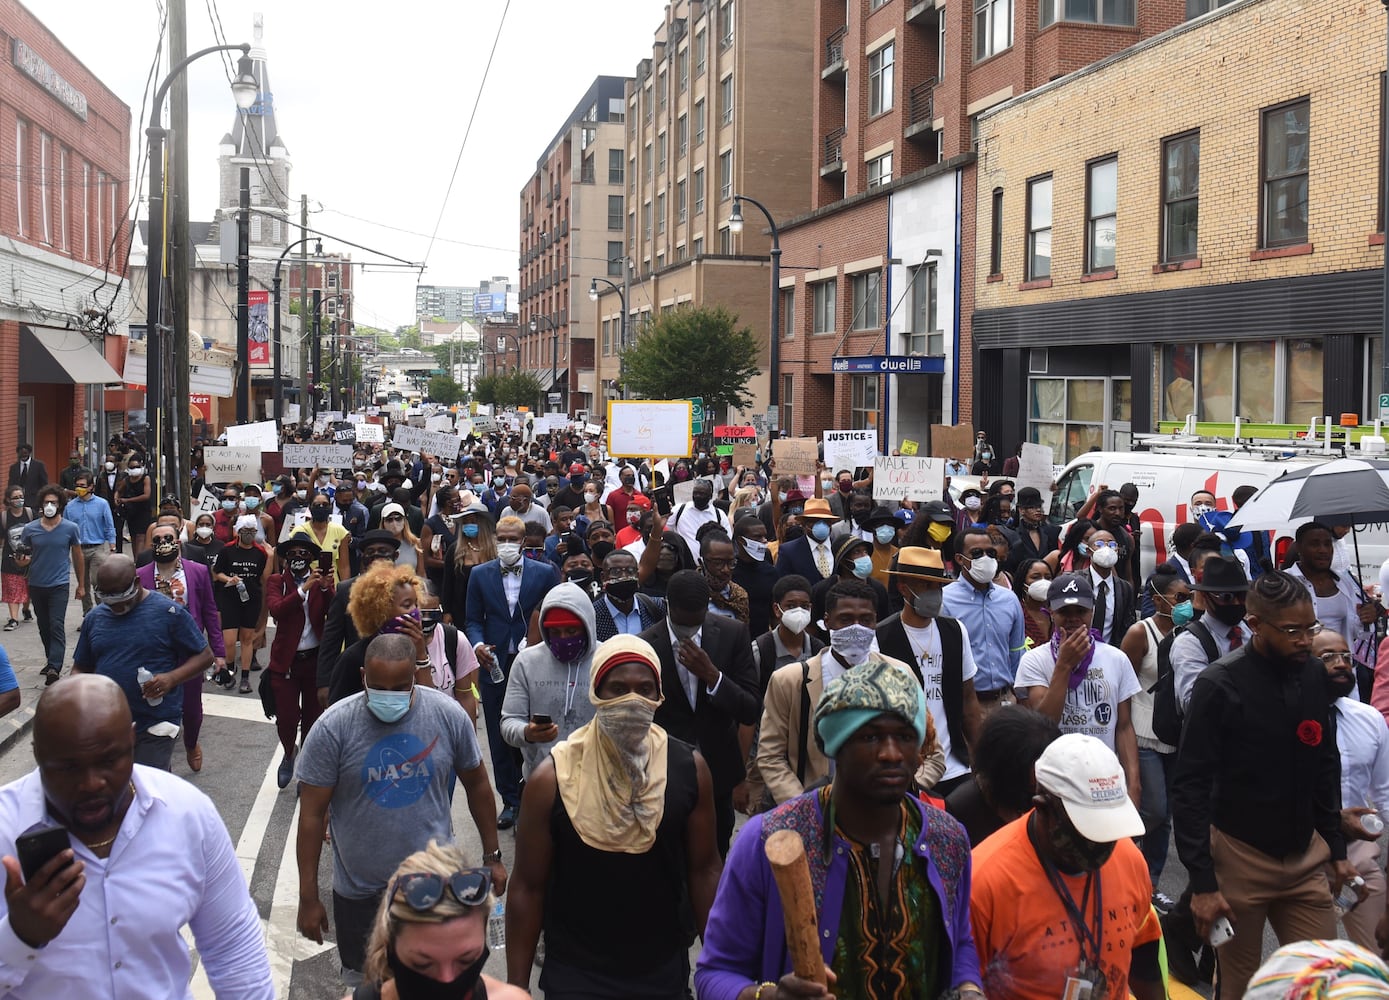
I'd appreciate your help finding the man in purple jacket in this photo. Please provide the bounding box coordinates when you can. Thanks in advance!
[695,658,982,1000]
[138,520,225,772]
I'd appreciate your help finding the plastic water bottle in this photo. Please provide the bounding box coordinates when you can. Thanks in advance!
[137,667,163,706]
[1363,813,1384,837]
[488,647,505,685]
[236,579,250,603]
[486,899,506,951]
[1335,875,1366,915]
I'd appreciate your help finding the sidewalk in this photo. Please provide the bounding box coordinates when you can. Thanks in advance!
[0,586,91,752]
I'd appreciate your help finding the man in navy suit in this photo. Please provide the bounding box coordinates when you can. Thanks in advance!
[774,497,840,586]
[465,514,559,828]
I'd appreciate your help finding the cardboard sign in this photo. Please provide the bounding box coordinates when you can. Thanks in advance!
[425,414,455,433]
[732,441,758,468]
[1015,442,1056,505]
[930,424,976,462]
[823,429,878,473]
[332,425,357,444]
[775,437,819,477]
[873,456,947,502]
[203,446,263,484]
[713,424,757,456]
[283,444,354,468]
[392,424,465,458]
[225,419,280,453]
[606,401,691,458]
[900,439,919,456]
[355,423,385,444]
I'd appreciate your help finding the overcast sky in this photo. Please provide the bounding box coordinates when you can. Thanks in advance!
[31,0,661,331]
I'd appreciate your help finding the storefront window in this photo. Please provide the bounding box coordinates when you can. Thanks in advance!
[1162,338,1324,425]
[1029,377,1121,461]
[1161,344,1195,421]
[1198,342,1233,422]
[1236,341,1276,422]
[1067,379,1106,422]
[1111,378,1132,422]
[1031,379,1065,420]
[1286,338,1323,425]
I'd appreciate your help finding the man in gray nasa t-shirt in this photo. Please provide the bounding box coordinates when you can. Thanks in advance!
[292,633,506,976]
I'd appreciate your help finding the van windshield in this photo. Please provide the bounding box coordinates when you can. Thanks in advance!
[1051,464,1093,525]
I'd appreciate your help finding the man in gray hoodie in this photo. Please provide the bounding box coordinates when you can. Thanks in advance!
[501,582,599,778]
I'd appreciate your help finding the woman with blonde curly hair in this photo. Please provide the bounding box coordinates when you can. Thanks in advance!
[326,563,431,704]
[345,840,527,1000]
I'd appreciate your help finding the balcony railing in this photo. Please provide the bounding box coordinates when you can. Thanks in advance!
[909,80,935,125]
[824,27,847,72]
[822,126,846,168]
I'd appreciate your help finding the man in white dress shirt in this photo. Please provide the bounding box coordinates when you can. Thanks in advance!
[0,674,272,997]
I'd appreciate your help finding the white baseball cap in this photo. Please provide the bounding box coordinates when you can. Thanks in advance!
[1034,733,1144,842]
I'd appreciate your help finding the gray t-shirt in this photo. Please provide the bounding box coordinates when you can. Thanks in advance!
[295,686,482,898]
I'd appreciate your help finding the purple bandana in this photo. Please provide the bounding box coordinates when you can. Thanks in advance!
[1050,627,1104,690]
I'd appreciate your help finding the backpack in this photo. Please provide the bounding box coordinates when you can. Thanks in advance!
[1150,620,1219,746]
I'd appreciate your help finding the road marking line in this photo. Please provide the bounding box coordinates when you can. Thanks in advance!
[266,795,335,992]
[202,691,279,724]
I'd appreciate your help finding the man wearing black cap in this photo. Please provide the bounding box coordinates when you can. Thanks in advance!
[267,535,336,787]
[1172,553,1252,714]
[1008,487,1059,570]
[315,529,401,710]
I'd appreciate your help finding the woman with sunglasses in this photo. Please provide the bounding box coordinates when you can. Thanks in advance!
[350,840,527,1000]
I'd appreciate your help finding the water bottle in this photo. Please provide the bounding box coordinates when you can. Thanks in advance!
[1363,813,1384,836]
[486,899,506,951]
[488,647,505,685]
[1335,875,1366,915]
[236,579,250,603]
[137,667,163,706]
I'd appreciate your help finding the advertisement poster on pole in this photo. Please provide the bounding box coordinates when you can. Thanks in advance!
[248,290,270,365]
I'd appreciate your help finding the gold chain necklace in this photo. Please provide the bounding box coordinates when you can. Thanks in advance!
[79,782,135,850]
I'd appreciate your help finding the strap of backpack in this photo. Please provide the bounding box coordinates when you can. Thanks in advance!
[1188,619,1220,662]
[443,623,458,667]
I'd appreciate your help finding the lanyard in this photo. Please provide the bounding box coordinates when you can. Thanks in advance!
[1028,815,1103,969]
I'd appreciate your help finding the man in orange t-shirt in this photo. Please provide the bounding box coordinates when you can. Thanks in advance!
[970,733,1165,1000]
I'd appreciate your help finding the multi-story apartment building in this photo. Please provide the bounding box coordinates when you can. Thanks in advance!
[775,0,1195,449]
[417,284,477,323]
[592,0,815,421]
[519,77,629,416]
[972,0,1385,461]
[1,0,132,469]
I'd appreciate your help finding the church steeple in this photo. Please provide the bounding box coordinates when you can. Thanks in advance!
[218,13,291,255]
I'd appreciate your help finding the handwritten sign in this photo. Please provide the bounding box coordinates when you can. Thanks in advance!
[823,430,878,473]
[225,419,279,452]
[425,414,454,433]
[775,437,819,477]
[203,446,263,483]
[930,424,975,462]
[713,424,757,456]
[283,444,354,468]
[900,439,919,456]
[392,425,464,458]
[673,481,696,505]
[732,441,757,468]
[874,456,947,502]
[355,422,384,443]
[606,400,692,458]
[332,425,357,444]
[195,487,219,514]
[1016,442,1055,506]
[472,415,498,435]
[346,413,365,424]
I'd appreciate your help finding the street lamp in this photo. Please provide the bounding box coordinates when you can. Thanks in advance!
[529,314,563,412]
[273,238,321,423]
[146,43,256,503]
[590,276,628,398]
[730,194,782,408]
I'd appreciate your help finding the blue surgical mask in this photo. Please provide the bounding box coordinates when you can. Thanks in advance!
[365,686,412,724]
[1170,599,1195,627]
[809,522,831,542]
[221,499,237,511]
[851,555,874,579]
[461,523,480,539]
[874,524,897,545]
[271,484,282,495]
[243,497,260,510]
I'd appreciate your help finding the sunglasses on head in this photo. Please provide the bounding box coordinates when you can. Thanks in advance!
[391,870,491,911]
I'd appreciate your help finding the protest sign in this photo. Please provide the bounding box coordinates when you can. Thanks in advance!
[332,425,357,444]
[774,437,819,477]
[713,424,757,456]
[425,414,454,433]
[1015,443,1055,505]
[823,429,878,473]
[900,439,919,456]
[355,423,384,443]
[392,425,464,458]
[195,487,220,514]
[873,456,947,502]
[732,442,757,468]
[672,481,696,505]
[225,419,279,452]
[607,401,690,458]
[347,413,365,424]
[283,444,354,468]
[929,424,975,462]
[472,415,498,435]
[203,447,263,483]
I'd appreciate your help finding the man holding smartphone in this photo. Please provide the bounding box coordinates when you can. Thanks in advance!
[266,537,335,788]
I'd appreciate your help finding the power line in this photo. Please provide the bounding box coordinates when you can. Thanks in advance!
[318,207,516,255]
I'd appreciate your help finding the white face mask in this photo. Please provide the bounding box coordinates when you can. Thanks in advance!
[42,503,58,518]
[1026,579,1052,603]
[966,554,998,584]
[742,537,767,562]
[1090,545,1120,569]
[195,525,214,540]
[1192,503,1215,518]
[779,606,812,635]
[497,542,522,566]
[829,623,876,666]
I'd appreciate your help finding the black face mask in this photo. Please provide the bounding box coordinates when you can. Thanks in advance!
[152,540,179,564]
[310,506,331,523]
[1206,602,1246,627]
[287,557,310,576]
[1037,802,1115,874]
[693,493,711,510]
[386,945,488,1000]
[782,525,805,543]
[605,578,639,602]
[566,571,592,589]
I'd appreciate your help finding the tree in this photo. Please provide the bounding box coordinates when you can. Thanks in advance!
[395,324,422,350]
[427,375,465,405]
[472,371,542,409]
[431,341,479,374]
[620,305,761,411]
[473,373,500,405]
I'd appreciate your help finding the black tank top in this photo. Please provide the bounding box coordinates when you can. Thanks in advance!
[545,738,699,975]
[353,979,486,1000]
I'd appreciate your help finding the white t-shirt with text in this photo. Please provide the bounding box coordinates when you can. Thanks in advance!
[1015,641,1140,751]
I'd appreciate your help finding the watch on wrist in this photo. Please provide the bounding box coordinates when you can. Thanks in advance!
[483,848,503,864]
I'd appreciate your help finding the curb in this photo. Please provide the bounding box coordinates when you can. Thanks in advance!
[0,705,34,755]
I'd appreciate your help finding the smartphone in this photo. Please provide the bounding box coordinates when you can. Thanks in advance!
[317,551,333,574]
[531,713,554,727]
[17,826,70,881]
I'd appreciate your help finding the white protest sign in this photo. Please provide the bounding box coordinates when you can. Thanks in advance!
[1015,442,1055,507]
[322,411,343,423]
[225,419,280,452]
[203,446,263,483]
[455,418,474,438]
[823,429,878,473]
[585,422,603,437]
[347,413,366,424]
[285,403,301,424]
[425,414,455,433]
[366,406,380,416]
[283,444,354,468]
[195,486,219,514]
[873,456,947,502]
[472,416,498,434]
[673,481,696,505]
[356,423,385,443]
[392,424,464,458]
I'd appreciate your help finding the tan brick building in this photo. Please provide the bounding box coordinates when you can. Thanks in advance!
[972,0,1385,462]
[592,0,815,422]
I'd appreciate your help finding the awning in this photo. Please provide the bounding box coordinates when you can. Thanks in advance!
[20,325,123,385]
[543,367,568,390]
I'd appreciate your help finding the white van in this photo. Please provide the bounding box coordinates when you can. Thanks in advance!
[1047,451,1389,586]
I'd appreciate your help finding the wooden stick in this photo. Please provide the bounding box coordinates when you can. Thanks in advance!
[765,829,827,986]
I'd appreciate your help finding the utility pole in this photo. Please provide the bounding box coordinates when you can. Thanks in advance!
[298,193,309,425]
[311,289,322,420]
[169,0,191,509]
[236,166,250,423]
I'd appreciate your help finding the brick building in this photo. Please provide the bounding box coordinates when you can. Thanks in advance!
[0,0,131,472]
[972,0,1383,461]
[592,0,815,422]
[519,76,630,417]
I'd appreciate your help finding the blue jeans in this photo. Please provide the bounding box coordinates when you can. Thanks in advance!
[1138,746,1175,883]
[29,584,69,671]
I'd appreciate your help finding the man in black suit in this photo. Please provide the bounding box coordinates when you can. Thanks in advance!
[1007,487,1060,571]
[7,444,48,507]
[640,569,760,855]
[1088,526,1137,646]
[774,497,840,587]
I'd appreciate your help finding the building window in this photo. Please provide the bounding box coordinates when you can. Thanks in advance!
[812,279,837,334]
[602,318,611,356]
[1161,130,1200,262]
[658,134,667,176]
[58,148,68,249]
[938,4,948,76]
[14,120,26,237]
[81,162,89,257]
[694,168,706,215]
[1030,377,1116,461]
[678,48,689,92]
[678,180,687,223]
[720,0,734,46]
[719,151,733,201]
[851,271,882,330]
[272,217,282,243]
[1026,175,1053,280]
[608,195,624,230]
[678,114,688,158]
[657,192,666,233]
[693,236,704,256]
[1158,340,1323,424]
[907,263,940,354]
[94,170,103,254]
[850,376,880,431]
[720,75,734,126]
[609,148,625,184]
[1186,0,1237,17]
[871,0,890,8]
[608,241,624,275]
[869,44,895,116]
[644,201,653,240]
[1261,98,1309,248]
[1086,156,1117,273]
[974,0,1012,60]
[38,132,51,244]
[1040,0,1134,27]
[867,153,893,190]
[658,69,667,108]
[695,28,707,74]
[719,226,733,254]
[989,188,1003,275]
[645,142,653,179]
[781,288,795,339]
[782,375,794,433]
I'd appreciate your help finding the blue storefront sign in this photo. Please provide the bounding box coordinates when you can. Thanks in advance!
[830,355,945,374]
